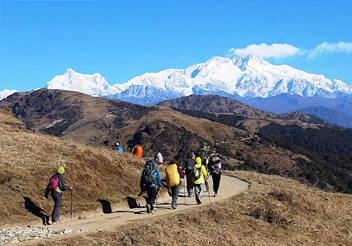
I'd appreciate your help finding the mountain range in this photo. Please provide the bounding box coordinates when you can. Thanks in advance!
[2,55,352,127]
[46,55,352,104]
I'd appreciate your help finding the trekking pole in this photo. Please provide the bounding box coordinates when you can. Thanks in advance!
[183,178,186,205]
[207,176,211,203]
[70,189,73,220]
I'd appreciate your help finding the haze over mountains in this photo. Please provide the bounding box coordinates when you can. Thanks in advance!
[2,55,352,127]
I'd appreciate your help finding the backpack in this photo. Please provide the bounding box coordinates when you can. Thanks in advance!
[48,176,59,191]
[210,156,222,174]
[193,165,202,180]
[185,158,195,174]
[142,160,157,185]
[198,150,206,164]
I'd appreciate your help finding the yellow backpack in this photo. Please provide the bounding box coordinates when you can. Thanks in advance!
[165,164,180,187]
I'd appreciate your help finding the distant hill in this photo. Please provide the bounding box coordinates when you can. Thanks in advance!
[298,106,352,128]
[242,93,352,128]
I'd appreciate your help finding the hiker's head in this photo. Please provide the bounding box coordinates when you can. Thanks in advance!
[187,151,194,159]
[195,157,202,165]
[115,142,119,147]
[58,166,65,175]
[171,159,177,165]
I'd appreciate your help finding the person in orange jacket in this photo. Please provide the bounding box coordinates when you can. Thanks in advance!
[132,145,143,159]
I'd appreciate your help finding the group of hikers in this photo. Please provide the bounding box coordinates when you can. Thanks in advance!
[139,149,223,214]
[43,143,222,224]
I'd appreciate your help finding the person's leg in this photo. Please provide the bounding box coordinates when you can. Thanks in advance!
[187,174,193,196]
[199,183,204,199]
[51,191,62,222]
[213,173,221,195]
[194,184,201,204]
[171,185,180,208]
[147,187,157,212]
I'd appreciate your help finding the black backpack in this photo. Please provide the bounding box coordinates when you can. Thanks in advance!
[185,158,195,174]
[198,150,206,164]
[142,160,157,185]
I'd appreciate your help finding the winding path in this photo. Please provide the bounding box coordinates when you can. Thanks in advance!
[16,175,249,245]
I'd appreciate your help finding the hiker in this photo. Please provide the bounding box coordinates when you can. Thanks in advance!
[197,150,210,192]
[43,166,73,224]
[193,157,207,205]
[183,151,195,197]
[154,150,164,166]
[165,159,185,209]
[140,159,161,214]
[115,142,124,153]
[208,155,222,197]
[132,145,143,159]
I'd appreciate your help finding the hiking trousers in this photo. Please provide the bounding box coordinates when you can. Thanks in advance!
[194,183,204,204]
[212,172,221,194]
[186,173,194,196]
[170,184,180,208]
[51,190,62,222]
[146,186,157,210]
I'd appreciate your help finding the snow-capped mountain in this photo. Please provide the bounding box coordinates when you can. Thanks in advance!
[0,89,17,101]
[46,68,119,97]
[45,55,352,105]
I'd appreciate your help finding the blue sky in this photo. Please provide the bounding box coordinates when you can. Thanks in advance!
[1,0,352,93]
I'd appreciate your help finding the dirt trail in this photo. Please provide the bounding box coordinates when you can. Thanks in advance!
[18,175,249,245]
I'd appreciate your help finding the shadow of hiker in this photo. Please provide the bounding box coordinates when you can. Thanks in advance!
[97,199,112,214]
[126,196,141,209]
[23,196,50,225]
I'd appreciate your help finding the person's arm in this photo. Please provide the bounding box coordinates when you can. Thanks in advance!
[202,165,207,178]
[59,174,72,191]
[177,166,185,179]
[155,169,162,187]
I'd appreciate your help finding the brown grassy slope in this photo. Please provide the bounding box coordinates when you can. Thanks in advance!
[0,108,146,226]
[35,171,352,246]
[98,107,249,153]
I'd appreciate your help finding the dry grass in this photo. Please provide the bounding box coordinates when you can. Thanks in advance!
[1,108,352,245]
[34,170,352,246]
[0,108,145,226]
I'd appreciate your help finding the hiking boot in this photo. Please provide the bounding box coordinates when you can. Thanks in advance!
[172,205,177,209]
[196,198,201,205]
[146,204,151,214]
[52,219,61,224]
[151,208,155,214]
[214,192,217,197]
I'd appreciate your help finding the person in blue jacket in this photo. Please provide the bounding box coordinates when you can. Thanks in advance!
[139,160,161,214]
[115,142,124,153]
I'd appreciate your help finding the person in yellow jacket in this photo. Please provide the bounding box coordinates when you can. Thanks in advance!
[193,157,207,205]
[165,159,185,209]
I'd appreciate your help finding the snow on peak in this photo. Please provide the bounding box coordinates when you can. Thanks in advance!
[0,89,17,101]
[46,69,119,96]
[44,55,352,104]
